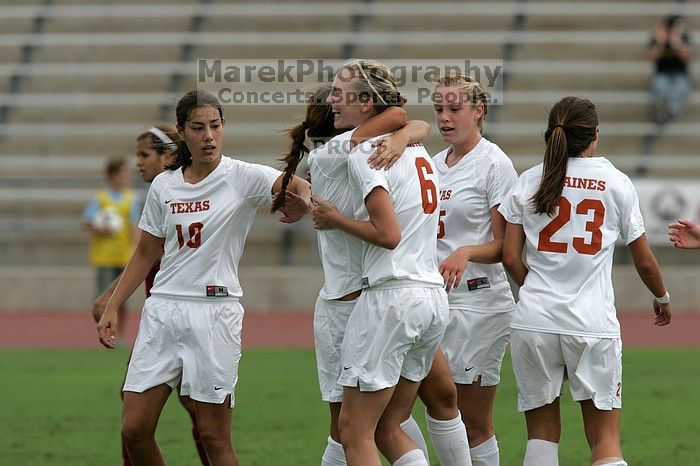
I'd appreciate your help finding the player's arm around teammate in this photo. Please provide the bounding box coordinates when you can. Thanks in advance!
[271,94,419,212]
[313,59,449,466]
[500,96,670,466]
[273,85,436,466]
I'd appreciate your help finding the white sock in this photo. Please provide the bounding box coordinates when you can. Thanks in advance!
[400,416,430,463]
[321,436,346,466]
[393,448,428,466]
[425,410,472,466]
[471,435,499,466]
[524,439,559,466]
[593,458,627,466]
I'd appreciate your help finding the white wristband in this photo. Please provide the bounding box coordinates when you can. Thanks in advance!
[655,291,670,304]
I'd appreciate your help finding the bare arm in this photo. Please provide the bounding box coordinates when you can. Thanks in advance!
[647,27,692,62]
[368,120,432,170]
[627,234,671,326]
[647,27,667,61]
[130,223,140,249]
[670,28,692,62]
[439,206,506,292]
[502,222,528,287]
[271,110,403,216]
[91,245,164,322]
[466,207,507,264]
[272,174,311,223]
[628,234,666,297]
[350,106,407,148]
[92,275,120,323]
[283,174,311,203]
[97,230,164,348]
[674,42,692,61]
[311,187,401,249]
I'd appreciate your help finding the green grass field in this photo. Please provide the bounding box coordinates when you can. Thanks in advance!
[1,348,698,466]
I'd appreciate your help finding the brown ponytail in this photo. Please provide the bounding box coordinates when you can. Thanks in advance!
[271,85,337,213]
[530,96,598,216]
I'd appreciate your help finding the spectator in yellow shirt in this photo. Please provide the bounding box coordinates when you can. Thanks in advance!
[82,157,140,337]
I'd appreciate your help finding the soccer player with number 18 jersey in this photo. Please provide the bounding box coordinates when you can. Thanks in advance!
[97,89,311,466]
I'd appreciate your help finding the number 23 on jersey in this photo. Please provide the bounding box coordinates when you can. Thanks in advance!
[538,196,605,255]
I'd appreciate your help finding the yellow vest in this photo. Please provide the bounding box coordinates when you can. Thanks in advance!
[89,189,134,267]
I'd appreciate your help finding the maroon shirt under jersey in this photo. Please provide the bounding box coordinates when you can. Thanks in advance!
[145,260,160,297]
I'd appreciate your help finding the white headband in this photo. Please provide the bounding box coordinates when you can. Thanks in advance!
[148,127,178,151]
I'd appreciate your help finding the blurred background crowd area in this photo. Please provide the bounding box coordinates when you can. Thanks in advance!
[0,0,699,312]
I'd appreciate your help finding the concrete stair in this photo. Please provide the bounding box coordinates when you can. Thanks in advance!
[1,1,698,306]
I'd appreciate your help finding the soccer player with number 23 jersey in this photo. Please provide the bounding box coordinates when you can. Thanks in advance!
[500,96,671,466]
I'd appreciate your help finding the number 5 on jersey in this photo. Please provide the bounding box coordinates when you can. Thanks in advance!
[438,210,446,239]
[176,222,203,249]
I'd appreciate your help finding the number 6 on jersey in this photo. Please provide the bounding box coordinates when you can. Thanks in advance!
[415,158,438,214]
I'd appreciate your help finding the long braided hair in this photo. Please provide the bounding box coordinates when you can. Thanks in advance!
[270,85,337,213]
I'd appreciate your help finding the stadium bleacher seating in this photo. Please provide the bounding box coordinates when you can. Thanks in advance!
[1,1,698,310]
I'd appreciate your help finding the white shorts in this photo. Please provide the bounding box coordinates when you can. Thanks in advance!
[338,282,449,392]
[123,295,244,408]
[313,295,356,403]
[441,308,512,386]
[510,329,622,412]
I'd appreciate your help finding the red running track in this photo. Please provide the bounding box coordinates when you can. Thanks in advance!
[0,311,698,349]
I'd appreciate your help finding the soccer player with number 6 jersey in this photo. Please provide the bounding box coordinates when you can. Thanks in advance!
[272,84,436,466]
[311,59,449,466]
[499,96,672,466]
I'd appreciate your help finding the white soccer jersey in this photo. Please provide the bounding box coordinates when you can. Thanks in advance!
[139,156,280,299]
[433,137,517,311]
[308,130,363,299]
[348,138,443,288]
[499,157,645,337]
